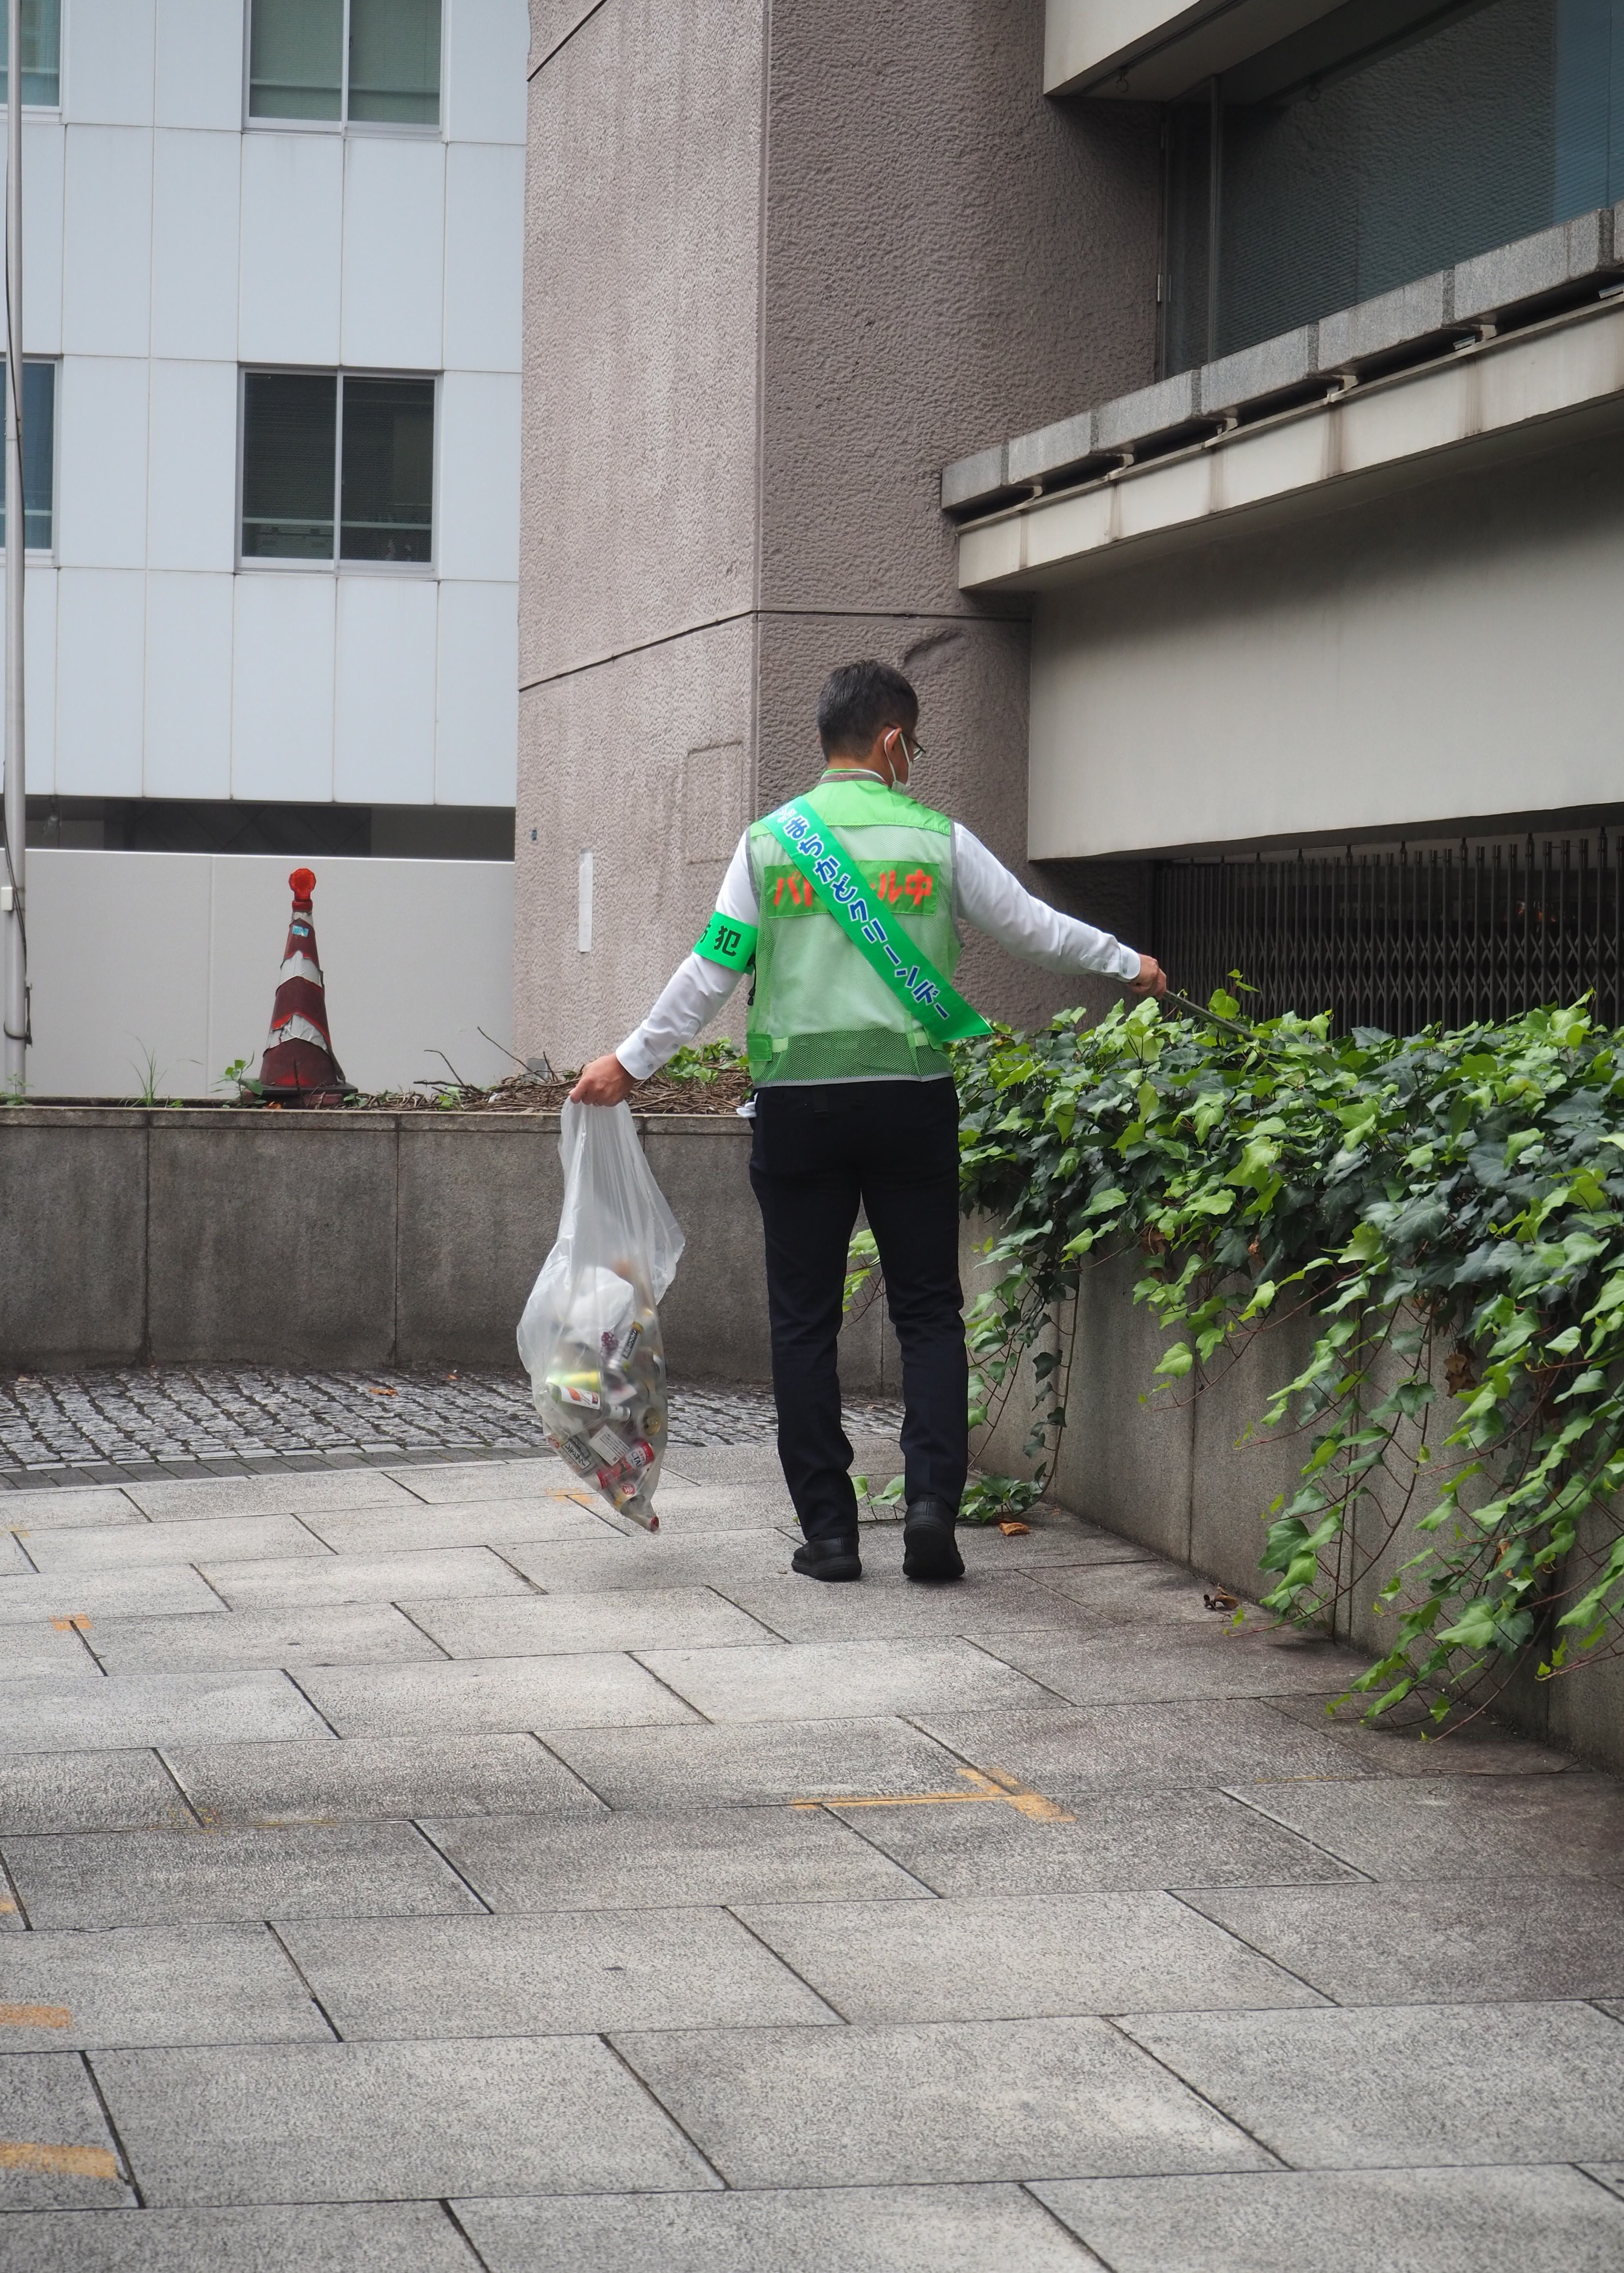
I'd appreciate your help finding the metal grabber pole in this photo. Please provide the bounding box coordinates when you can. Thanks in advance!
[1,0,25,1091]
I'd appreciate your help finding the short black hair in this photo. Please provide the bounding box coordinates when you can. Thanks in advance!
[816,660,919,756]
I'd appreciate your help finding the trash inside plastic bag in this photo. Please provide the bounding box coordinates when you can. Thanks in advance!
[517,1101,685,1533]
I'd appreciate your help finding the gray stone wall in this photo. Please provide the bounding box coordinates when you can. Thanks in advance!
[517,0,1163,1069]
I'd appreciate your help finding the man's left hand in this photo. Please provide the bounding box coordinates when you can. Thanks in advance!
[1129,954,1168,999]
[570,1053,636,1104]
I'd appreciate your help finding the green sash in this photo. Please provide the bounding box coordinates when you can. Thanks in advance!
[759,797,990,1042]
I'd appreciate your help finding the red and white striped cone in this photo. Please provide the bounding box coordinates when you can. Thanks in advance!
[257,867,350,1104]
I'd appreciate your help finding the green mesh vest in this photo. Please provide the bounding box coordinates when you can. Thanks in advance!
[747,777,960,1084]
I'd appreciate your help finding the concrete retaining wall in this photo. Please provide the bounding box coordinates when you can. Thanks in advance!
[0,1108,893,1392]
[969,1234,1624,1773]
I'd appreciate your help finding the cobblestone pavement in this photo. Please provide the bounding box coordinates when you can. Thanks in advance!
[0,1369,905,1491]
[2,1446,1622,2269]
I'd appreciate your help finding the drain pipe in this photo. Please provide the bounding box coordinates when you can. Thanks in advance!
[1,0,25,1092]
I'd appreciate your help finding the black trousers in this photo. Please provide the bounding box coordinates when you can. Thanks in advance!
[748,1078,967,1541]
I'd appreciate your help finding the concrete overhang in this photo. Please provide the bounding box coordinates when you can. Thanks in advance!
[951,212,1624,596]
[1045,0,1353,99]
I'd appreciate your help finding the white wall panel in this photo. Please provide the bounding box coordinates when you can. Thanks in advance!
[151,129,240,361]
[203,856,515,1094]
[55,568,147,795]
[0,566,61,789]
[62,127,153,356]
[17,119,64,355]
[155,0,247,131]
[144,570,232,799]
[64,0,157,127]
[334,575,438,804]
[231,572,335,801]
[57,358,149,569]
[239,130,342,366]
[27,849,214,1097]
[340,136,444,371]
[436,371,519,580]
[436,578,517,805]
[147,361,237,571]
[443,141,523,373]
[444,0,531,143]
[24,850,513,1097]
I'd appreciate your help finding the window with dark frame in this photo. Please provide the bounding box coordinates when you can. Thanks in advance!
[1162,0,1624,377]
[0,361,55,552]
[0,0,62,107]
[248,0,442,128]
[241,370,435,566]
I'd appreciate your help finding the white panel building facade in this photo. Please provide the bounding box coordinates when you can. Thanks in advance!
[6,0,528,1096]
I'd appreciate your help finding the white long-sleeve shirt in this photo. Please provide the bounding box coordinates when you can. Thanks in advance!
[616,820,1144,1082]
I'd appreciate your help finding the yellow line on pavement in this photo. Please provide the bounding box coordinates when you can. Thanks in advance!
[0,2140,119,2179]
[0,2005,71,2028]
[794,1765,1073,1822]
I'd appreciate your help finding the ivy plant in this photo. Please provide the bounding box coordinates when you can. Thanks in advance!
[952,994,1624,1719]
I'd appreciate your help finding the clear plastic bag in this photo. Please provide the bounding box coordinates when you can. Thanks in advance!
[517,1100,685,1532]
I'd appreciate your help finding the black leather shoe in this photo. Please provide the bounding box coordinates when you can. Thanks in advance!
[792,1536,862,1582]
[903,1497,964,1582]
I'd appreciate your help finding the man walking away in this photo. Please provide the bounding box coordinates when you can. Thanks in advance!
[571,660,1166,1582]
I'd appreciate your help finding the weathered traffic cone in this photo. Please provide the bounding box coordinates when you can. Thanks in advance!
[257,867,350,1105]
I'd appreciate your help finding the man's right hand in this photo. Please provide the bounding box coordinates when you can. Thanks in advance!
[1129,953,1168,999]
[569,1053,637,1105]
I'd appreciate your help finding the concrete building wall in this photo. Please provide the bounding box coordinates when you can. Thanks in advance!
[1028,420,1624,860]
[516,0,1164,1070]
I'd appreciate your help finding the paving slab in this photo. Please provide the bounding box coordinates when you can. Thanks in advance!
[734,1891,1323,2022]
[455,2183,1100,2272]
[301,1499,613,1555]
[2,1821,484,1928]
[407,1585,781,1658]
[295,1654,700,1737]
[3,1526,36,1572]
[1184,1877,1624,2002]
[0,1922,328,2048]
[0,1624,101,1681]
[638,1639,1056,1723]
[1264,1693,1576,1776]
[1031,1561,1261,1625]
[165,1732,604,1826]
[662,1444,812,1486]
[423,1805,926,1910]
[0,1749,193,1836]
[85,1605,445,1674]
[0,2202,484,2272]
[711,1572,1090,1644]
[949,1518,1155,1573]
[981,1625,1370,1707]
[92,2035,719,2204]
[126,1473,420,1521]
[4,1490,145,1531]
[1239,1769,1624,1878]
[0,1568,224,1625]
[916,1699,1366,1797]
[1118,1999,1624,2164]
[543,1717,977,1811]
[611,2016,1275,2186]
[200,1544,536,1611]
[280,1907,837,2036]
[1586,2162,1624,2198]
[0,2051,134,2209]
[640,1483,800,1536]
[832,1785,1362,1895]
[390,1460,572,1503]
[0,1670,332,1754]
[1032,2165,1624,2272]
[21,1517,330,1573]
[503,1528,797,1595]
